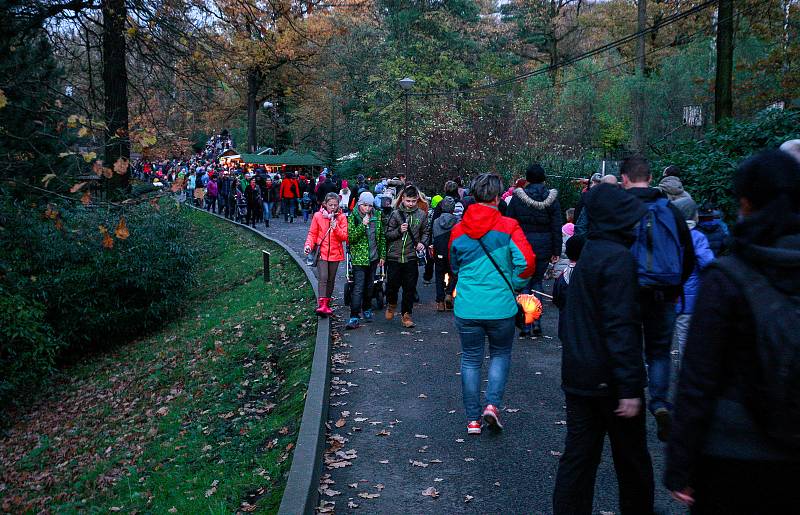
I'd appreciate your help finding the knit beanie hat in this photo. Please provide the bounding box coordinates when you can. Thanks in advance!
[526,163,546,184]
[358,191,375,206]
[673,197,698,221]
[439,196,456,214]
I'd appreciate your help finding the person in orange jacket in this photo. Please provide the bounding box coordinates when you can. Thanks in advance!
[304,192,349,316]
[280,171,301,222]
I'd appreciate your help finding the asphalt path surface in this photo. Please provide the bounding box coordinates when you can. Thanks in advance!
[260,214,681,515]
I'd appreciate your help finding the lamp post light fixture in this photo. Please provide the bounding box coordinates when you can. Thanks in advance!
[398,77,415,176]
[262,101,277,153]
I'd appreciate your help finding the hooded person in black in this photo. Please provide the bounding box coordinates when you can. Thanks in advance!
[620,155,695,442]
[665,150,800,514]
[553,183,655,515]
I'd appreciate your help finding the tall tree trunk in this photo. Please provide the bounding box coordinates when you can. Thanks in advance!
[246,67,263,153]
[715,0,734,123]
[102,0,129,189]
[632,0,647,153]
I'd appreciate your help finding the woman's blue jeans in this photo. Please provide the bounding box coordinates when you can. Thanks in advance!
[455,316,516,421]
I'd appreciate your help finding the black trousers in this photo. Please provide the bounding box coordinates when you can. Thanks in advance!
[690,457,800,514]
[553,394,654,515]
[434,260,455,302]
[351,261,378,318]
[385,260,418,315]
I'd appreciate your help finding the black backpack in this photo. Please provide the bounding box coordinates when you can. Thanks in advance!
[713,255,800,449]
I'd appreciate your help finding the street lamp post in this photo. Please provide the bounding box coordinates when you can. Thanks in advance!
[398,77,415,176]
[262,101,276,154]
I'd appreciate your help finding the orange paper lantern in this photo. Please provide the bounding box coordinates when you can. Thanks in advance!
[516,294,543,324]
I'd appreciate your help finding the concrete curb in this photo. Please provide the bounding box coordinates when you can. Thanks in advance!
[189,207,329,515]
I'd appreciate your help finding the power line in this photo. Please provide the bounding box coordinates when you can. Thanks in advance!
[425,0,772,105]
[409,0,719,98]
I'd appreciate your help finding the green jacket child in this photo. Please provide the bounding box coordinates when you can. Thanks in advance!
[348,205,386,266]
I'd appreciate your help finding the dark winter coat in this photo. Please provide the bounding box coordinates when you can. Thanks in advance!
[506,183,562,260]
[561,184,648,399]
[627,187,696,297]
[665,229,800,492]
[317,178,338,203]
[245,184,262,208]
[263,183,280,203]
[385,204,430,263]
[697,220,728,256]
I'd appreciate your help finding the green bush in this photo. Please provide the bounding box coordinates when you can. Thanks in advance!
[0,288,64,417]
[0,195,195,413]
[656,109,800,220]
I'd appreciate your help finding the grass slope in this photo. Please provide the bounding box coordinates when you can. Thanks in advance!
[0,207,316,514]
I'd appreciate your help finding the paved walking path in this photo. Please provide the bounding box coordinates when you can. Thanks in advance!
[262,215,679,514]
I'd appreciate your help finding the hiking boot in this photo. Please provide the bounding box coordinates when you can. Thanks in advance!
[467,421,482,435]
[363,309,374,322]
[655,408,672,442]
[436,301,446,312]
[519,329,531,338]
[483,404,503,431]
[345,317,360,330]
[401,313,415,328]
[444,294,454,310]
[531,325,543,337]
[385,304,397,320]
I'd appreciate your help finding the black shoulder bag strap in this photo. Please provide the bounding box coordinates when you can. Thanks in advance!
[476,237,515,298]
[477,237,524,328]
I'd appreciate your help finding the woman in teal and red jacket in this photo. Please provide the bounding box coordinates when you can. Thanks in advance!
[304,192,348,316]
[449,173,536,436]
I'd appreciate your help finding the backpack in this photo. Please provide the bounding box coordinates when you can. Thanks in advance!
[712,255,800,450]
[630,198,683,288]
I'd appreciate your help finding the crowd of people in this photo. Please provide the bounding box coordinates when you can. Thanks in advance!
[142,134,800,513]
[297,139,800,515]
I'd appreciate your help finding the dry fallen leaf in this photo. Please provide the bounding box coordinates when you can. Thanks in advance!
[464,457,475,462]
[409,460,429,468]
[418,394,427,399]
[376,429,390,437]
[465,495,474,503]
[348,501,359,508]
[358,492,380,499]
[81,190,91,206]
[414,434,428,439]
[378,460,389,464]
[70,182,87,193]
[550,450,562,457]
[115,216,129,240]
[41,173,57,187]
[422,487,440,499]
[335,418,346,428]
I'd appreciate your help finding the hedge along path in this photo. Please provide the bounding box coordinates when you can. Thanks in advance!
[0,205,316,514]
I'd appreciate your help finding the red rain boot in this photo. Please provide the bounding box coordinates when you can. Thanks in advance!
[320,297,333,316]
[315,297,327,316]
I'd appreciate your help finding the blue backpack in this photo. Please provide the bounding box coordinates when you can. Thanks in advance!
[630,198,683,288]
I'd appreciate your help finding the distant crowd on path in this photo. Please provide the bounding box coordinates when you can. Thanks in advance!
[300,139,800,515]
